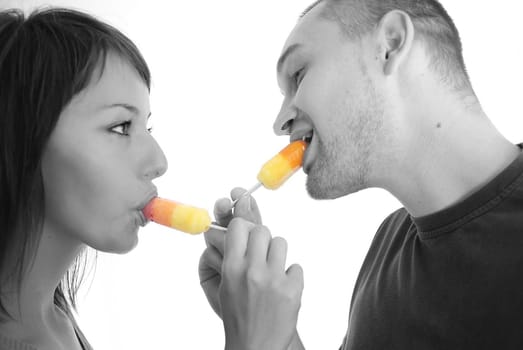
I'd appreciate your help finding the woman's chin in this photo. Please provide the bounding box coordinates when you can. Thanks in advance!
[90,227,139,254]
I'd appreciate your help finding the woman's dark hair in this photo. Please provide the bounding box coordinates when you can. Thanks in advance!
[0,6,151,344]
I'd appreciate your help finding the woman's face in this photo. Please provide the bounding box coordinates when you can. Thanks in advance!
[41,53,167,253]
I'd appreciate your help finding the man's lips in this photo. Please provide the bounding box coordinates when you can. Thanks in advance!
[290,129,314,174]
[302,137,319,175]
[290,128,314,144]
[302,145,312,174]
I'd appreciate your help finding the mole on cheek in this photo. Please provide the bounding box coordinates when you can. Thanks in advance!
[436,122,442,128]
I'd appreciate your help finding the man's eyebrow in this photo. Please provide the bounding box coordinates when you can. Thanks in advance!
[277,43,302,74]
[101,103,151,118]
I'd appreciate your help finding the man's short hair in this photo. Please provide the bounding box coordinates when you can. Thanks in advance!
[303,0,471,92]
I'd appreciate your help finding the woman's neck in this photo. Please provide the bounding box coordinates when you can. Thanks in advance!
[1,223,85,348]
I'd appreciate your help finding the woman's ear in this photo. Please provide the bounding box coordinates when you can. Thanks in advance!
[376,10,414,76]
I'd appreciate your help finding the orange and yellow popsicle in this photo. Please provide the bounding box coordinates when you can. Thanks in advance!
[235,140,307,204]
[257,140,307,189]
[143,197,223,234]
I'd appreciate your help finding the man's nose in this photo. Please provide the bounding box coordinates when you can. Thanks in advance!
[273,102,297,136]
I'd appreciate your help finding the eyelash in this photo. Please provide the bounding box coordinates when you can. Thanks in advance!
[111,121,153,136]
[111,121,132,136]
[293,68,305,87]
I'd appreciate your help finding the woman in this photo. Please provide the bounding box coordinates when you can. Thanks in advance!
[0,7,167,349]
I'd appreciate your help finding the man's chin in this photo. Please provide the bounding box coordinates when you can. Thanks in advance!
[305,176,339,200]
[306,172,364,200]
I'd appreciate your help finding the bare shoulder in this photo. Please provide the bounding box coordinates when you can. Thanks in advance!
[0,310,83,350]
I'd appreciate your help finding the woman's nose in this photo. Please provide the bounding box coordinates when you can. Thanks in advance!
[143,135,168,181]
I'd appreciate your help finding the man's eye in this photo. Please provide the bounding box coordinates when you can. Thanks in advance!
[293,68,305,87]
[111,121,131,135]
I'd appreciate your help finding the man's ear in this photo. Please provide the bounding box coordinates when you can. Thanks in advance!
[376,10,414,75]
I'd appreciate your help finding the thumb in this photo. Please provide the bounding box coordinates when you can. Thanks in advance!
[214,197,233,226]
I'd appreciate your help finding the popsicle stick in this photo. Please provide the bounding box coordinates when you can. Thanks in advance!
[231,182,263,208]
[209,223,227,232]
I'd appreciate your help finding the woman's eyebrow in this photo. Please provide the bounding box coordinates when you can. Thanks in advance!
[100,103,151,118]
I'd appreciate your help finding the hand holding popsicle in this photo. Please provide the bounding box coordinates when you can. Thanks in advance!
[233,140,307,206]
[213,218,303,350]
[199,188,263,318]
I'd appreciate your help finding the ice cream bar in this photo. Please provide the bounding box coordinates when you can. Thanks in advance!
[143,197,212,234]
[233,140,307,206]
[257,140,307,190]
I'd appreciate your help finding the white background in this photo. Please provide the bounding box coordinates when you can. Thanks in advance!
[3,1,523,349]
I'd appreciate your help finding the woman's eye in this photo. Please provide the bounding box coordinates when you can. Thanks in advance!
[111,121,131,135]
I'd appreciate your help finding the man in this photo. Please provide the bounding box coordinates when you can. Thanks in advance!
[199,0,523,349]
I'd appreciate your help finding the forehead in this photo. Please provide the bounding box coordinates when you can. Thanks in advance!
[281,2,345,58]
[69,53,150,112]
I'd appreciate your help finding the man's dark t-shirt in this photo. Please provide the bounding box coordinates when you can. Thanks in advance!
[341,145,523,349]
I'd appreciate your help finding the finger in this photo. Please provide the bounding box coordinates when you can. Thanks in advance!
[198,248,222,286]
[246,225,272,266]
[247,195,262,224]
[267,236,288,270]
[199,246,223,284]
[231,187,247,202]
[286,263,304,291]
[231,188,262,224]
[214,197,233,226]
[234,194,252,218]
[204,228,225,255]
[224,218,254,261]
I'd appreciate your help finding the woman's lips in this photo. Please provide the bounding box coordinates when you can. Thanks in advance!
[136,210,148,227]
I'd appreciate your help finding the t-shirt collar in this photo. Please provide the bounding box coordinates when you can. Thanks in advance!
[411,143,523,236]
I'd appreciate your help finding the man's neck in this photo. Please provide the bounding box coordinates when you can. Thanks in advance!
[378,95,520,218]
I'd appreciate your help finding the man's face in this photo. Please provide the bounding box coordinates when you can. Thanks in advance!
[275,3,386,199]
